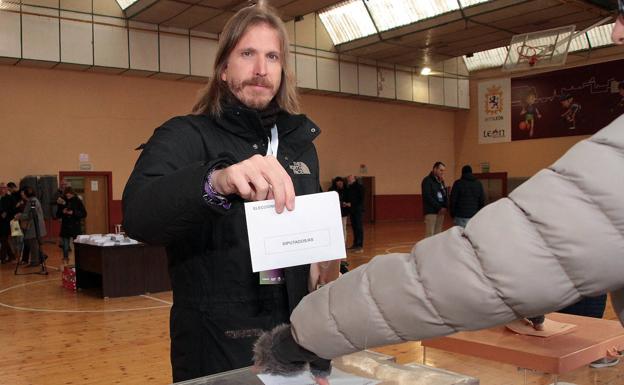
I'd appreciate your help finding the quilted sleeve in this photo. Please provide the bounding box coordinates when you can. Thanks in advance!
[290,115,624,360]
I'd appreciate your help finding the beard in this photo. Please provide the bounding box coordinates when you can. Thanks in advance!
[227,76,278,110]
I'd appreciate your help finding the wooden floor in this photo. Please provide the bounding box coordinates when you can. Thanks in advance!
[0,220,621,385]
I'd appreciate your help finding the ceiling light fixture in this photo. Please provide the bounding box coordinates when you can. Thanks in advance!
[420,67,432,75]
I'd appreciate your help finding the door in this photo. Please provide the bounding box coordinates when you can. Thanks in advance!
[82,176,109,234]
[360,176,375,223]
[61,173,111,235]
[474,172,508,205]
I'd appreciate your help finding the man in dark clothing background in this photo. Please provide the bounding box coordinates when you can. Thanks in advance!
[329,177,349,244]
[6,182,21,211]
[0,183,16,263]
[345,175,364,252]
[421,161,448,237]
[450,165,485,227]
[122,1,335,382]
[56,186,87,263]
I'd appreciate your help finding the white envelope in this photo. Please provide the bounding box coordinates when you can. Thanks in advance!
[244,191,346,272]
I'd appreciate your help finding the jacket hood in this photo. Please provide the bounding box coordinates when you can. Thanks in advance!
[461,173,477,181]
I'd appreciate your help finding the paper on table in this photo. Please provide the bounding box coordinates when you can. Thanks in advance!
[244,191,346,272]
[257,368,380,385]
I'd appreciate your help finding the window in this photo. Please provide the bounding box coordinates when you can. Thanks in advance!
[463,47,508,72]
[318,0,378,45]
[318,0,494,45]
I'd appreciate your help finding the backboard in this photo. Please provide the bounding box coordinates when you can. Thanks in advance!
[502,25,576,72]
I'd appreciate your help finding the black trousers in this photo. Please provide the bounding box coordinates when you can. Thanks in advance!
[170,295,290,382]
[0,235,15,261]
[558,294,608,319]
[350,209,363,248]
[23,238,40,265]
[21,241,30,263]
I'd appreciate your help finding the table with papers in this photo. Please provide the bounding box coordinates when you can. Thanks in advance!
[74,234,170,298]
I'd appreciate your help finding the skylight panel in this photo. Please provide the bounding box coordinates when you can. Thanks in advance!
[568,33,590,52]
[318,0,496,44]
[318,0,378,45]
[459,0,492,7]
[463,47,508,72]
[365,0,460,31]
[586,22,615,49]
[116,0,140,10]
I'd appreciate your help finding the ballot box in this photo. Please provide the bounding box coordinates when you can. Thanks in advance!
[172,350,478,385]
[422,312,624,376]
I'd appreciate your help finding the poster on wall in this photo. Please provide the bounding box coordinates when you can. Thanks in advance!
[511,58,624,141]
[478,78,512,144]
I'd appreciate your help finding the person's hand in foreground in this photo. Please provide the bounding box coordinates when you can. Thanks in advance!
[253,324,331,385]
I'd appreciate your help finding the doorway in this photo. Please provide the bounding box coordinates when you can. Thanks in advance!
[360,176,375,223]
[59,172,112,234]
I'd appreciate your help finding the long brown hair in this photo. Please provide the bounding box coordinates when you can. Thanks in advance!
[192,0,299,117]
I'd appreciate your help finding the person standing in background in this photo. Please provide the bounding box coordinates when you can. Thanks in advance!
[329,177,349,244]
[15,187,46,267]
[450,165,485,227]
[329,176,350,274]
[56,187,87,264]
[345,175,364,252]
[0,183,16,263]
[421,161,448,237]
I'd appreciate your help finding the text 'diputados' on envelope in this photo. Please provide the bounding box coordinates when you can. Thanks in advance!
[264,229,330,255]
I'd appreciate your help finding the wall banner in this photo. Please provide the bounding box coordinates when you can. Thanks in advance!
[478,78,511,144]
[511,58,624,141]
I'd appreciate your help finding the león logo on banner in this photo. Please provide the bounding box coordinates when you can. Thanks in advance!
[485,85,504,115]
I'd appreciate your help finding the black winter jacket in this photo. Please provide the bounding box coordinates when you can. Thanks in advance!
[329,187,349,217]
[421,172,448,215]
[345,182,364,213]
[0,195,13,237]
[450,173,485,218]
[122,106,321,314]
[57,196,87,238]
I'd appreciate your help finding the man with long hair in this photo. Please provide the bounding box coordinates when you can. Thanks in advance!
[123,1,331,381]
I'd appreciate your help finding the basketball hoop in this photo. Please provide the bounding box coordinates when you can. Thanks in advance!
[503,17,612,72]
[503,26,575,71]
[516,44,553,67]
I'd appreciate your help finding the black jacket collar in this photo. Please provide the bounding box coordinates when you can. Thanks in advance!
[211,106,320,148]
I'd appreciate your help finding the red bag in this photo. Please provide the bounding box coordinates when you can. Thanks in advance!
[62,266,76,291]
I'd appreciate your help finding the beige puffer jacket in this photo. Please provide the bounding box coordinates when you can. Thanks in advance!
[290,115,624,360]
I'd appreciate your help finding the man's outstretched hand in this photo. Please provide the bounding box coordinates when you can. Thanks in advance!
[211,155,295,213]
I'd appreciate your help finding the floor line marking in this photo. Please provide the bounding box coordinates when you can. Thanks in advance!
[0,279,170,313]
[141,294,173,306]
[0,302,170,313]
